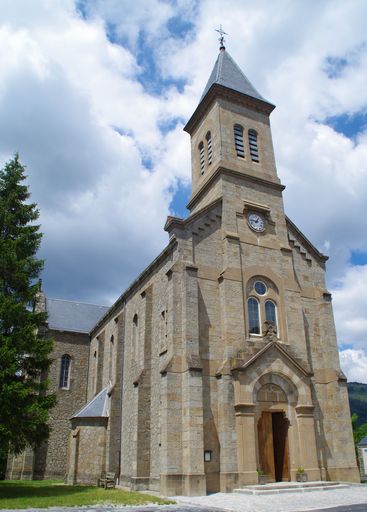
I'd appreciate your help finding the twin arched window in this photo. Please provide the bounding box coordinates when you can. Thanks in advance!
[59,354,71,389]
[247,279,278,336]
[234,125,259,162]
[198,131,212,174]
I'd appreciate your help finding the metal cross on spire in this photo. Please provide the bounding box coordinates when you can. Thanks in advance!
[215,25,228,50]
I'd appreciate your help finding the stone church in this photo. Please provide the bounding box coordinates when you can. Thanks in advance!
[7,46,359,495]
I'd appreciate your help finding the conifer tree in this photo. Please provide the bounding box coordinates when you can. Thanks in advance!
[0,154,55,455]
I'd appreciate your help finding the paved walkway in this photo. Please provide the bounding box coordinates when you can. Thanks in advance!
[173,484,367,511]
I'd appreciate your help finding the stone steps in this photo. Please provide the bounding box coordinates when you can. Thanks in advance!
[233,481,350,495]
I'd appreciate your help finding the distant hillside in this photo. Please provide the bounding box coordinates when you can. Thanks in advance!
[348,382,367,425]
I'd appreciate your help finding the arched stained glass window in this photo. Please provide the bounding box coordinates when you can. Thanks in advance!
[206,131,212,165]
[59,354,71,389]
[248,129,259,162]
[234,124,245,158]
[265,300,277,326]
[199,141,205,173]
[248,297,260,334]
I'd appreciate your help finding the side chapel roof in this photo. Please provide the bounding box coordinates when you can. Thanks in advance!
[71,385,110,419]
[46,298,109,333]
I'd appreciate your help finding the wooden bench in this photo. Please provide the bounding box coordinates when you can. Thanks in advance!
[97,471,116,489]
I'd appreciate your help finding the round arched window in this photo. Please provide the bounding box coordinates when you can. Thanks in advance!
[254,281,267,295]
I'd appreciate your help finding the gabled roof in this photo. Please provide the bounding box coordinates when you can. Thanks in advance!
[232,341,312,377]
[71,385,110,419]
[46,298,109,334]
[200,48,270,104]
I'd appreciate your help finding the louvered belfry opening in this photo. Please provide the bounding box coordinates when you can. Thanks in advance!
[199,141,205,173]
[249,129,259,162]
[206,131,212,165]
[234,124,245,158]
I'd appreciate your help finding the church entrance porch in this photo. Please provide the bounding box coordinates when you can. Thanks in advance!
[257,411,290,482]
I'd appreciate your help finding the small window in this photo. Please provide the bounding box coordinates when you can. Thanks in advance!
[199,141,205,173]
[234,124,245,158]
[59,354,71,389]
[206,131,212,165]
[248,297,260,335]
[133,314,139,359]
[248,129,259,162]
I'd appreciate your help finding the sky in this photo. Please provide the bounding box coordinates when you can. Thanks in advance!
[1,0,367,383]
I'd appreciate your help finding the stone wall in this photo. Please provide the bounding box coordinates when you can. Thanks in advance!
[67,418,107,484]
[6,329,90,480]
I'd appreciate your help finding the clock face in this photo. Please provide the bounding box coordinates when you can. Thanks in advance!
[248,212,265,232]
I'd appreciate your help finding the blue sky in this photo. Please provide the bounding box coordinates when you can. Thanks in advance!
[0,0,367,381]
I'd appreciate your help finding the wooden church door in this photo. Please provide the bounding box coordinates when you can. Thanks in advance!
[257,411,290,482]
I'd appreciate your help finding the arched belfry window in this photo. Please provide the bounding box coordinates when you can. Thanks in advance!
[59,354,71,389]
[248,129,259,162]
[234,124,245,158]
[198,141,205,173]
[246,278,279,337]
[206,131,212,165]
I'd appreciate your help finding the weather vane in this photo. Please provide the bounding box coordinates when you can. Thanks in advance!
[215,25,228,50]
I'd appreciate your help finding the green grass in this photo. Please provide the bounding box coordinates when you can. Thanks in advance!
[0,480,173,509]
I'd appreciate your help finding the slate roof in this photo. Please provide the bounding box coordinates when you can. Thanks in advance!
[359,436,367,446]
[72,385,110,419]
[200,48,270,104]
[46,298,109,333]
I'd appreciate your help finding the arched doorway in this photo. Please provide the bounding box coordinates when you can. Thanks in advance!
[256,383,290,482]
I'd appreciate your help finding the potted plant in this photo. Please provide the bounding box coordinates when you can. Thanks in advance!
[257,469,267,485]
[296,467,308,482]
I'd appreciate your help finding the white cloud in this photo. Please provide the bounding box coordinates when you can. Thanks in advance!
[340,349,367,384]
[0,0,367,359]
[332,265,367,350]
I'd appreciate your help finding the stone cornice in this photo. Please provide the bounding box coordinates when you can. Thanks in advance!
[164,197,222,233]
[184,83,275,135]
[286,216,328,263]
[187,166,285,211]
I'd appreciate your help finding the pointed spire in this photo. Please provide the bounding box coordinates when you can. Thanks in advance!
[200,48,270,104]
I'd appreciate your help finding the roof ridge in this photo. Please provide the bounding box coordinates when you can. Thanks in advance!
[216,50,223,82]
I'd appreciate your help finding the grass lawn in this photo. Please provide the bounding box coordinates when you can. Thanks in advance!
[0,479,173,509]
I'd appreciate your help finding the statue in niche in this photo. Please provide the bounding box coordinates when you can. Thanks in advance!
[264,321,277,342]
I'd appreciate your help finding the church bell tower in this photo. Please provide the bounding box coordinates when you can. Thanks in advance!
[184,43,283,216]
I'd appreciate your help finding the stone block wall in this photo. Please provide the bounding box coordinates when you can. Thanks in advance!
[7,329,89,480]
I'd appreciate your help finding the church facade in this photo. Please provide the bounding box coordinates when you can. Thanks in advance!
[7,47,359,495]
